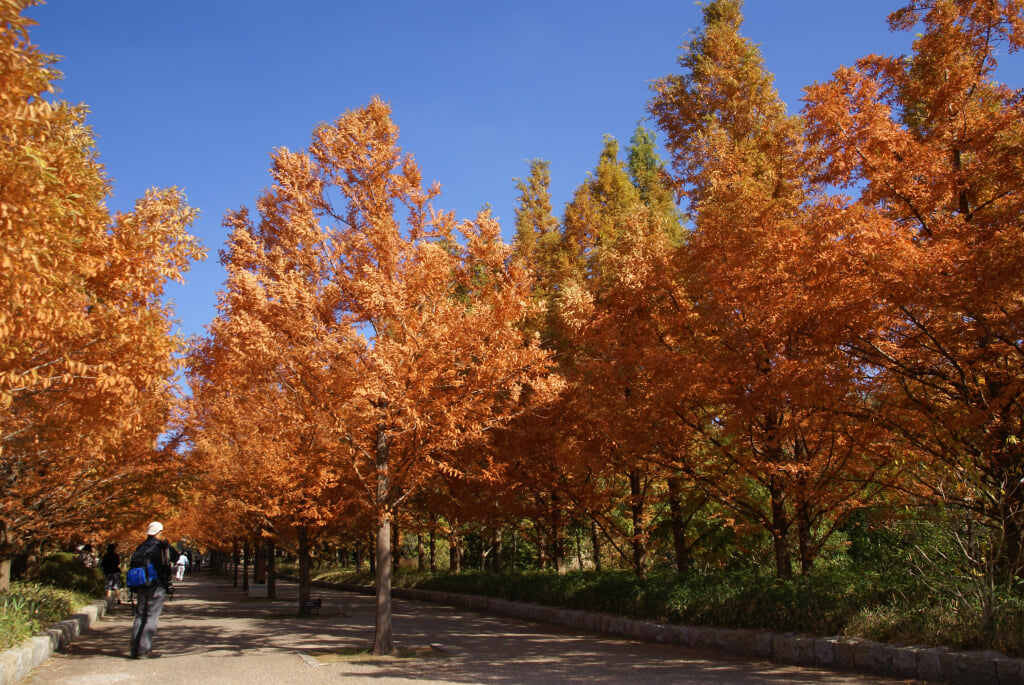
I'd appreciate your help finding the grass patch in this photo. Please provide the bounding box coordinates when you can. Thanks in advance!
[0,582,94,650]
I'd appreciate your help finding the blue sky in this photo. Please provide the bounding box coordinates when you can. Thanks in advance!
[25,1,1020,341]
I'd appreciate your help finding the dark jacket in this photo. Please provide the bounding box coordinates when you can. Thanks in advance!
[132,536,180,589]
[100,550,120,575]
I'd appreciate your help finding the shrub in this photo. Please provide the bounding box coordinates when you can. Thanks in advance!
[300,516,1024,657]
[0,582,90,650]
[37,552,104,597]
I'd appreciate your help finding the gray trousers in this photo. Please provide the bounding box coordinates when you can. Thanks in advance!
[130,585,166,657]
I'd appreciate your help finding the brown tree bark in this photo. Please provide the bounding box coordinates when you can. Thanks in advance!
[372,425,396,655]
[769,475,793,580]
[630,469,647,578]
[266,538,276,600]
[667,476,689,574]
[297,525,312,616]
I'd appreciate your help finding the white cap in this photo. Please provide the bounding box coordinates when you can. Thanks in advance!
[146,521,164,536]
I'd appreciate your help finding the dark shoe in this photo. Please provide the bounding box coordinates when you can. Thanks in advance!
[136,650,159,659]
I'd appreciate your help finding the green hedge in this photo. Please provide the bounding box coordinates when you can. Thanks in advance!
[402,565,1024,656]
[307,558,1024,657]
[38,552,105,597]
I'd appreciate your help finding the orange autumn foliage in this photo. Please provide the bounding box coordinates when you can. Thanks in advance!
[195,99,562,653]
[804,0,1024,570]
[646,0,895,578]
[0,0,205,583]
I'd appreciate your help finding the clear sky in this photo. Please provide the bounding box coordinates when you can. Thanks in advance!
[25,1,1022,341]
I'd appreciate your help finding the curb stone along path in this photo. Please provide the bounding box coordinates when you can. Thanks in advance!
[0,600,107,685]
[283,575,1024,685]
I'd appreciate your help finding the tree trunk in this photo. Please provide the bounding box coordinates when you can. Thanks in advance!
[449,535,462,573]
[492,527,504,575]
[392,520,401,571]
[0,521,13,593]
[796,501,814,574]
[591,519,602,571]
[242,539,250,591]
[297,525,312,615]
[429,529,436,571]
[999,476,1024,576]
[232,538,240,587]
[535,521,549,569]
[417,534,426,571]
[769,476,793,579]
[372,425,396,656]
[254,534,266,584]
[551,494,566,574]
[511,528,518,573]
[667,475,689,574]
[1006,515,1024,576]
[373,510,395,654]
[574,525,585,570]
[630,469,647,579]
[266,539,277,600]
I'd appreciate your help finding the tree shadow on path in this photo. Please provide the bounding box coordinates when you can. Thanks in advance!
[34,573,903,685]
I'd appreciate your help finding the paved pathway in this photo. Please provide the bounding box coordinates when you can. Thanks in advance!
[26,573,916,684]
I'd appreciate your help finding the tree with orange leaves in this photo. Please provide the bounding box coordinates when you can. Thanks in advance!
[509,133,688,577]
[556,135,677,578]
[183,333,363,614]
[803,0,1024,572]
[0,1,204,588]
[211,99,561,654]
[647,0,894,578]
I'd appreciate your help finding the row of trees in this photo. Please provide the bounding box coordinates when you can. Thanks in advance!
[3,0,1019,659]
[182,100,562,653]
[0,1,205,590]
[180,0,1024,656]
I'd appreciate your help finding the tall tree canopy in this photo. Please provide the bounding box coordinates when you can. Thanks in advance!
[647,0,895,578]
[804,0,1024,572]
[0,0,204,588]
[201,99,562,653]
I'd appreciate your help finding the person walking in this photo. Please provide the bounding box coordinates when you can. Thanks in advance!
[175,550,188,581]
[100,543,122,607]
[76,544,97,568]
[128,521,179,659]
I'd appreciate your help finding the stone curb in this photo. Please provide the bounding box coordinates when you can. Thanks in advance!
[280,575,1024,685]
[0,600,107,685]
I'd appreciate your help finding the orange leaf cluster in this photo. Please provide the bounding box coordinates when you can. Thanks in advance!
[0,1,205,573]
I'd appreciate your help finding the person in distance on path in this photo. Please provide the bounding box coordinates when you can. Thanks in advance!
[100,543,122,606]
[129,521,179,659]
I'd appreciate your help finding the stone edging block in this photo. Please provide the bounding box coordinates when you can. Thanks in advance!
[0,600,106,685]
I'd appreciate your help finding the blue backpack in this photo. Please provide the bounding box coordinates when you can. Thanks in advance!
[127,540,160,589]
[126,563,157,588]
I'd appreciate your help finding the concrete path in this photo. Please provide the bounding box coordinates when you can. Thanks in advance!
[25,573,914,684]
